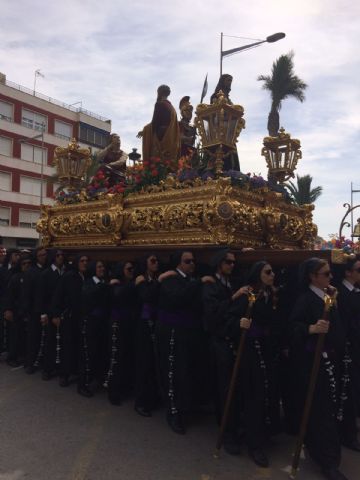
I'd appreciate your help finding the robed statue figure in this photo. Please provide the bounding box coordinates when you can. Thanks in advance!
[138,85,180,169]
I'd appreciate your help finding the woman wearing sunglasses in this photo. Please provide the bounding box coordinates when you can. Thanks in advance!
[134,254,161,417]
[106,260,137,405]
[289,258,348,480]
[224,260,279,467]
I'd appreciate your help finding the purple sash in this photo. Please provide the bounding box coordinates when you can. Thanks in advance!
[158,309,196,328]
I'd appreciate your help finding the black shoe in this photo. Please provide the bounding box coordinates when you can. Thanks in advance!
[59,377,69,387]
[248,448,269,468]
[77,385,93,398]
[342,439,360,452]
[223,433,241,455]
[42,371,52,381]
[322,467,349,480]
[109,396,122,406]
[167,413,186,435]
[7,359,19,368]
[135,405,152,417]
[25,366,36,375]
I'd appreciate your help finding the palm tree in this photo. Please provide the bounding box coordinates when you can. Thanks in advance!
[258,51,307,136]
[285,174,323,205]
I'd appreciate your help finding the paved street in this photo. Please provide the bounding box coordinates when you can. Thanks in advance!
[0,361,358,480]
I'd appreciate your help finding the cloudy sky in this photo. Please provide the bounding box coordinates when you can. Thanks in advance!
[1,0,359,238]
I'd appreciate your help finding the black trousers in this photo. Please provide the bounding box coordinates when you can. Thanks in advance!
[157,322,204,414]
[59,312,80,378]
[79,313,108,388]
[43,321,58,375]
[7,315,27,363]
[135,317,159,410]
[26,313,42,368]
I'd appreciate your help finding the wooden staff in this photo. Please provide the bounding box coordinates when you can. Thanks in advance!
[214,291,257,458]
[290,288,337,479]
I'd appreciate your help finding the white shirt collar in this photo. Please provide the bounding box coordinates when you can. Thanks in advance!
[176,268,187,278]
[215,273,231,289]
[93,276,101,284]
[51,263,64,275]
[342,279,360,292]
[310,284,326,300]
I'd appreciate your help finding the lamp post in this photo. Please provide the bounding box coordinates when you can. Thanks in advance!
[220,32,285,76]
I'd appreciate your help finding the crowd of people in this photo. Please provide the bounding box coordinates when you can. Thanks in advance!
[0,246,360,480]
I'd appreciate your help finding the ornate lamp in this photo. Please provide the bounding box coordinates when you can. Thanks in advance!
[128,148,141,165]
[53,138,92,190]
[262,128,301,183]
[195,91,245,175]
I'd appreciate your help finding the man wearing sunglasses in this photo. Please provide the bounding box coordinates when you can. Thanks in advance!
[157,250,210,434]
[202,249,250,455]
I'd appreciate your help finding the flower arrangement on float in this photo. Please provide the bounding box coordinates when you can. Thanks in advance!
[317,235,360,253]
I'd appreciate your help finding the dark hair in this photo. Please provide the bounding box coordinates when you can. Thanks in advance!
[157,84,170,99]
[112,260,134,281]
[48,249,65,265]
[210,74,233,103]
[73,254,89,272]
[247,260,268,288]
[171,250,194,269]
[86,259,106,278]
[298,257,328,290]
[3,248,20,267]
[210,248,234,272]
[135,253,158,277]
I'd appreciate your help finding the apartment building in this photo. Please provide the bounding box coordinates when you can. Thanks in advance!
[0,72,111,249]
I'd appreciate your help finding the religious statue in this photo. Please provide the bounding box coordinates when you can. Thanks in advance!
[178,96,196,157]
[137,85,180,170]
[210,74,233,104]
[95,133,128,185]
[353,218,360,238]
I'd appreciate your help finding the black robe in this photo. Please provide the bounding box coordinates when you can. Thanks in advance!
[134,278,160,410]
[79,277,110,388]
[157,272,205,414]
[106,281,137,402]
[0,264,17,353]
[289,289,346,470]
[224,289,280,449]
[52,270,84,378]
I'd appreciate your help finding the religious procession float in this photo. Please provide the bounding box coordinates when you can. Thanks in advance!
[36,74,349,265]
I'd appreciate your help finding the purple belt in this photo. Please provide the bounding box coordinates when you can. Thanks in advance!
[158,309,197,328]
[111,306,131,322]
[248,324,270,338]
[142,303,156,321]
[305,337,335,355]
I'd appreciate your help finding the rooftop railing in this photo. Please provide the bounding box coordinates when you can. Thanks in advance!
[3,79,110,123]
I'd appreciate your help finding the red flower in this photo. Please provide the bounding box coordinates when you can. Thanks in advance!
[154,157,161,164]
[152,169,158,176]
[143,160,149,167]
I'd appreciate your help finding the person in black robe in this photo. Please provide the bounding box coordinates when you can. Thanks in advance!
[202,249,250,454]
[224,260,280,467]
[106,260,137,405]
[78,260,110,397]
[0,248,20,354]
[289,258,348,480]
[334,255,360,451]
[23,247,48,374]
[3,253,32,366]
[37,249,66,381]
[52,254,88,387]
[157,250,209,434]
[134,253,161,417]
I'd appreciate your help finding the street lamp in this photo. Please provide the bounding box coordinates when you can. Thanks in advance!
[220,32,285,76]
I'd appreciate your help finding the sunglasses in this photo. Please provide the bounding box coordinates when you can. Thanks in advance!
[126,266,134,271]
[317,271,332,277]
[264,269,274,275]
[56,253,64,257]
[22,261,32,265]
[149,258,158,264]
[224,259,236,265]
[183,258,195,265]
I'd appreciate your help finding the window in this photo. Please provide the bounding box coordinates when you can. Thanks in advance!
[19,209,40,229]
[0,171,11,191]
[0,207,10,226]
[54,120,72,140]
[79,123,109,148]
[0,136,12,156]
[21,143,47,164]
[21,109,47,131]
[0,101,13,121]
[20,176,45,196]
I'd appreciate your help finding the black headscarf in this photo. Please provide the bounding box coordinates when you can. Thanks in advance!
[247,260,268,289]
